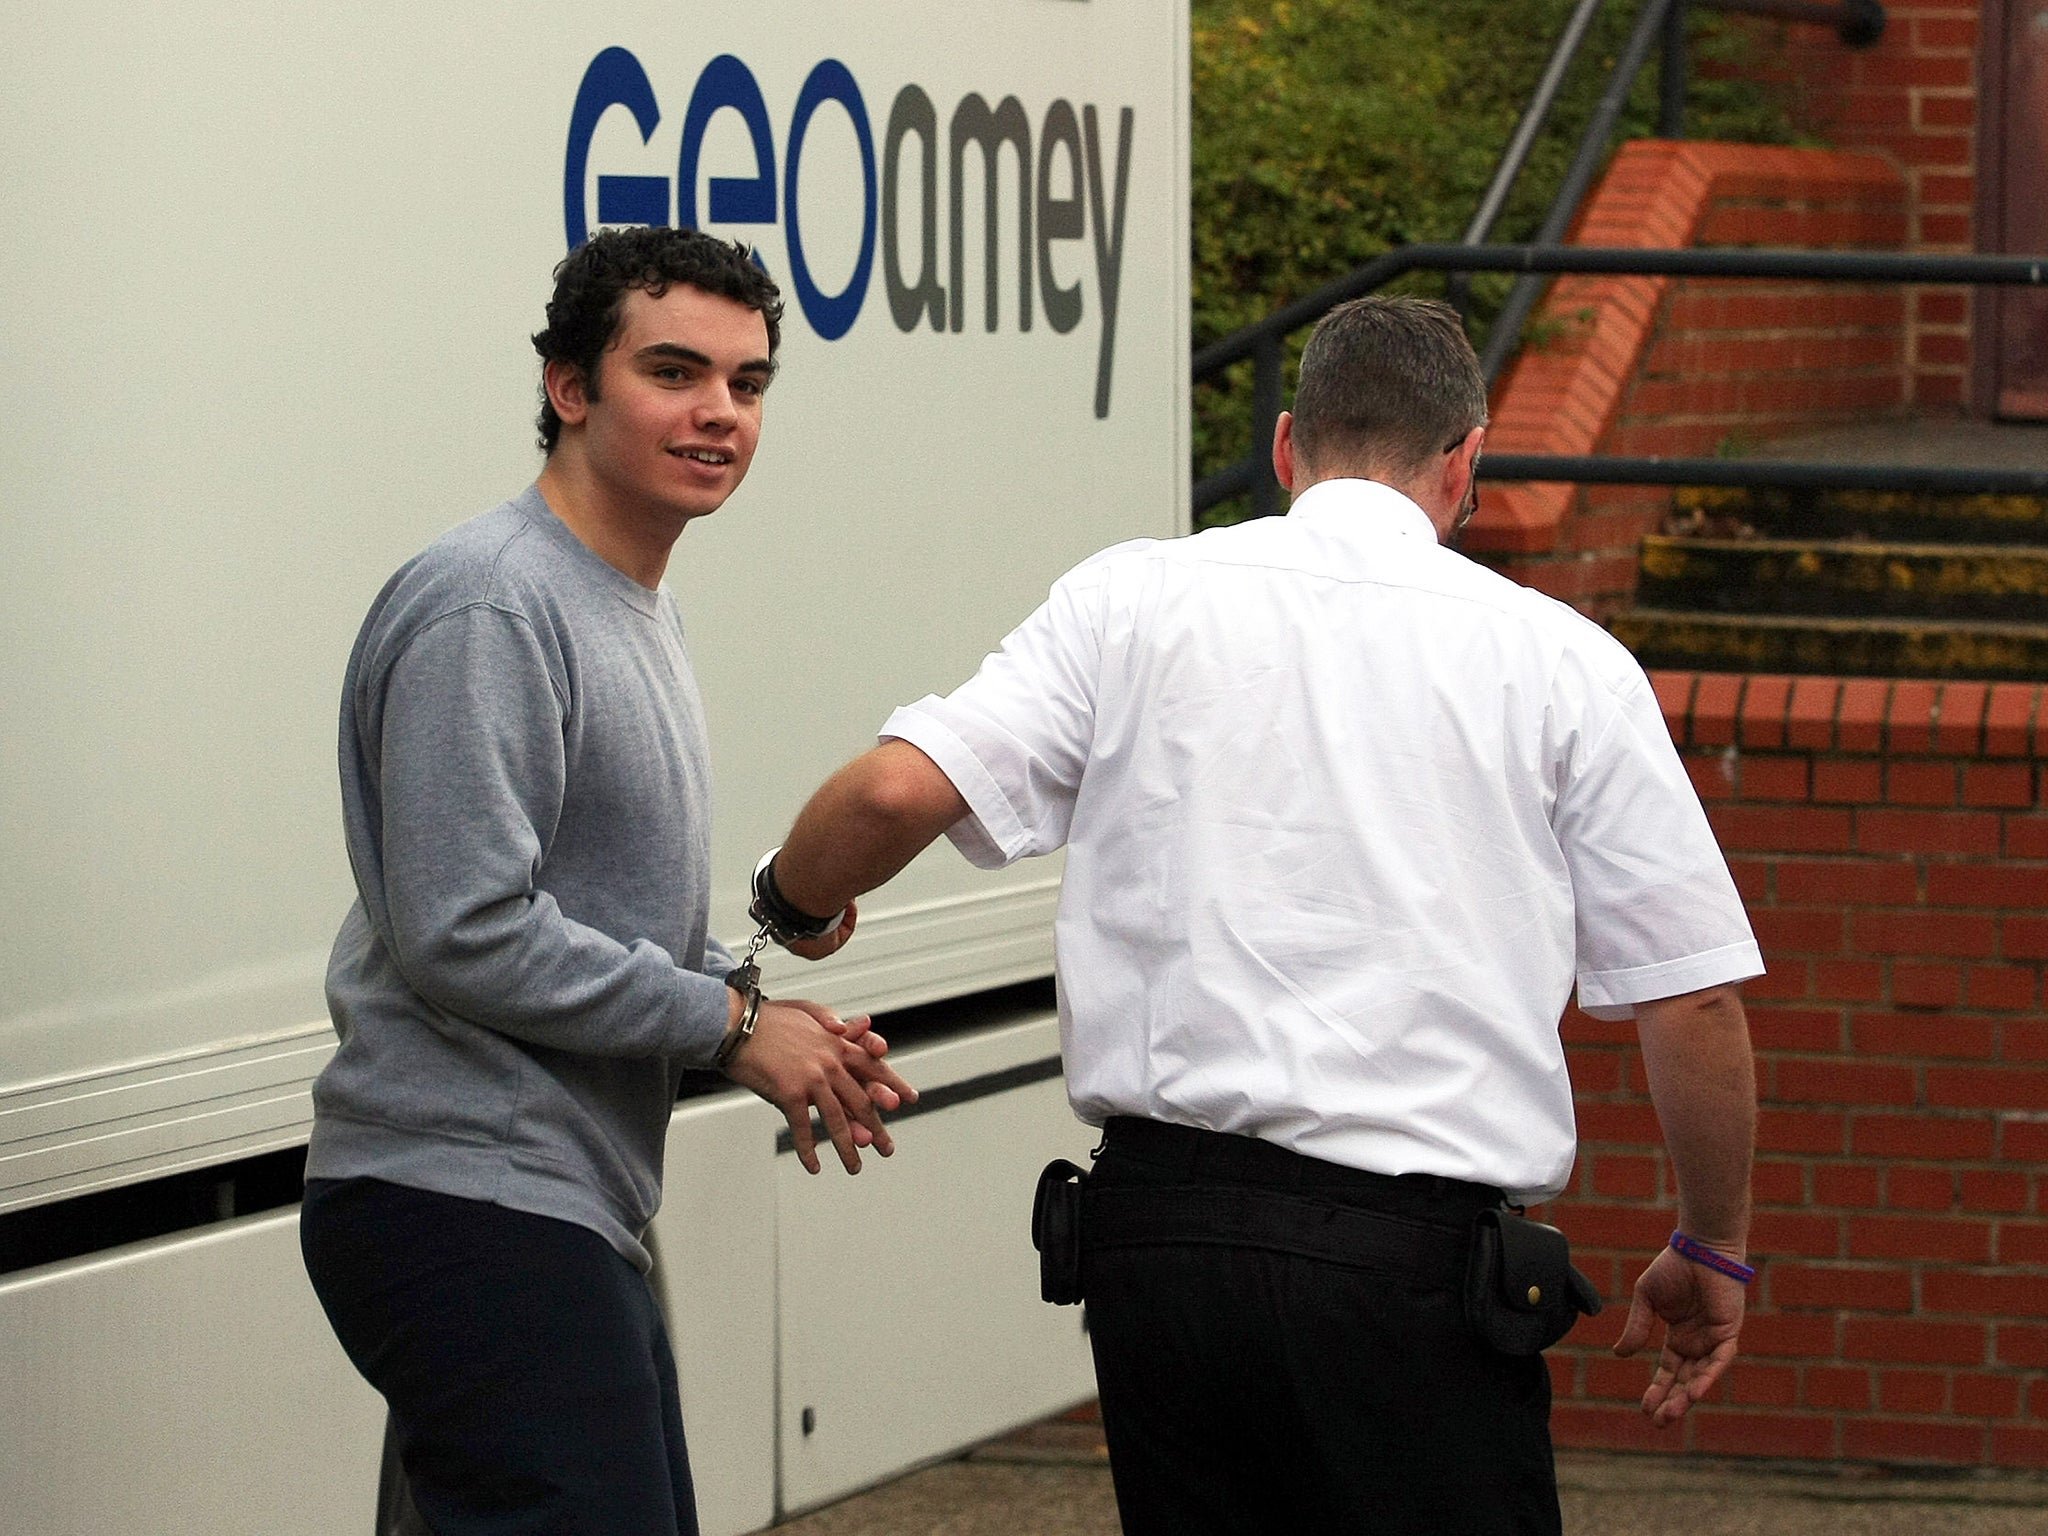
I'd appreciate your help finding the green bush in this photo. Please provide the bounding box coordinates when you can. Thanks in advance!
[1192,0,1808,524]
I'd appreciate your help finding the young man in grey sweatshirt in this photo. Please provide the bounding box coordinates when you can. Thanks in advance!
[300,226,910,1536]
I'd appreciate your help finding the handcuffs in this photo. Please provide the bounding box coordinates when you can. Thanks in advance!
[713,848,848,1070]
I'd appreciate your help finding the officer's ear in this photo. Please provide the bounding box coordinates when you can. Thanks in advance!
[1444,425,1485,506]
[1272,411,1300,494]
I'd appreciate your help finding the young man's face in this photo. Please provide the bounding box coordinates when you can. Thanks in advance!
[566,282,774,526]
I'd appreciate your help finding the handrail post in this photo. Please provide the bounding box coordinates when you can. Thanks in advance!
[1251,333,1284,519]
[1690,0,1885,46]
[1839,0,1885,46]
[1659,0,1688,138]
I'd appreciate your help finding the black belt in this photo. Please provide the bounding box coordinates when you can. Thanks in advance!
[1082,1182,1471,1287]
[1100,1116,1503,1213]
[1084,1116,1495,1288]
[1038,1120,1598,1352]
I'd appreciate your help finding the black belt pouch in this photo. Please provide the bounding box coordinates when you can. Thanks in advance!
[1032,1159,1088,1304]
[1462,1207,1603,1355]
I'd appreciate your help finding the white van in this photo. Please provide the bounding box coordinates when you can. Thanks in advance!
[0,4,1188,1531]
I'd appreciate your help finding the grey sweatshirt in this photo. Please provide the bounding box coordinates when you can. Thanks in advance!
[307,485,734,1269]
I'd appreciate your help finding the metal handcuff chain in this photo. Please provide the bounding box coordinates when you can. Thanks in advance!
[715,848,847,1071]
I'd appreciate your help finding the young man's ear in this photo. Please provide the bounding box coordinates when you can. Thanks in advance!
[544,359,592,432]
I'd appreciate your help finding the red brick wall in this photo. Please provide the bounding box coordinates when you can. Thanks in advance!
[1742,2,1982,406]
[1471,142,1908,617]
[1544,671,2048,1467]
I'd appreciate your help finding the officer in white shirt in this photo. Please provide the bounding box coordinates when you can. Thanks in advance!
[757,296,1761,1535]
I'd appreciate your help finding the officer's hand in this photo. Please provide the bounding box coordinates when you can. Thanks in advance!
[784,901,858,961]
[1612,1245,1747,1426]
[723,997,916,1174]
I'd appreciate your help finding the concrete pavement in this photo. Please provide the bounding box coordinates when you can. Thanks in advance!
[769,1412,2048,1535]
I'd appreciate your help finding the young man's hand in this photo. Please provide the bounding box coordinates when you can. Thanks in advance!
[723,996,917,1173]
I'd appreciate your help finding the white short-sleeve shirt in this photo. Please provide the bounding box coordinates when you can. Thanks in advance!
[884,479,1761,1203]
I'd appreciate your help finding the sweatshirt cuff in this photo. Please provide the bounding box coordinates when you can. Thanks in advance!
[677,966,737,1066]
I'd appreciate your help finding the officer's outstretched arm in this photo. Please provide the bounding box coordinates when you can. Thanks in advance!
[773,740,970,950]
[1614,982,1755,1426]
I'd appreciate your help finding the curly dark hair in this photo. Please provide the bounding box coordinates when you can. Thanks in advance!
[531,226,785,454]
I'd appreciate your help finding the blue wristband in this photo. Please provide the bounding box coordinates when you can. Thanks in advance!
[1670,1230,1755,1284]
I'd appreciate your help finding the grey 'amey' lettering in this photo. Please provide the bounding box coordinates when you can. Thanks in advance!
[884,85,945,333]
[1084,104,1134,420]
[880,84,1135,417]
[1036,100,1085,336]
[950,93,1033,334]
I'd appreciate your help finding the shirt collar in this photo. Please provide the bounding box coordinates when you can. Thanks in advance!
[1285,478,1441,544]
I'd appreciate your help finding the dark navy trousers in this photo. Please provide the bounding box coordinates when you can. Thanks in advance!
[301,1178,697,1536]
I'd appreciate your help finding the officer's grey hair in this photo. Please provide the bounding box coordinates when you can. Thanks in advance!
[1290,295,1488,483]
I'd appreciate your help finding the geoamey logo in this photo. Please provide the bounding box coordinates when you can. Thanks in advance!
[564,47,1136,418]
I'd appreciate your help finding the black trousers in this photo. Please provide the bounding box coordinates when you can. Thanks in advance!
[300,1178,698,1536]
[1081,1119,1562,1536]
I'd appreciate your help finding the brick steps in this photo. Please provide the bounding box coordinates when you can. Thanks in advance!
[1613,478,2048,680]
[1674,485,2048,546]
[1637,537,2048,622]
[1613,609,2048,681]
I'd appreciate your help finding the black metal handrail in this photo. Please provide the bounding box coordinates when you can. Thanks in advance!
[1201,0,1894,513]
[1477,0,1888,380]
[1477,0,1685,382]
[1266,0,1892,401]
[1462,0,1890,259]
[1447,0,1608,320]
[1459,0,1609,250]
[1193,243,2048,518]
